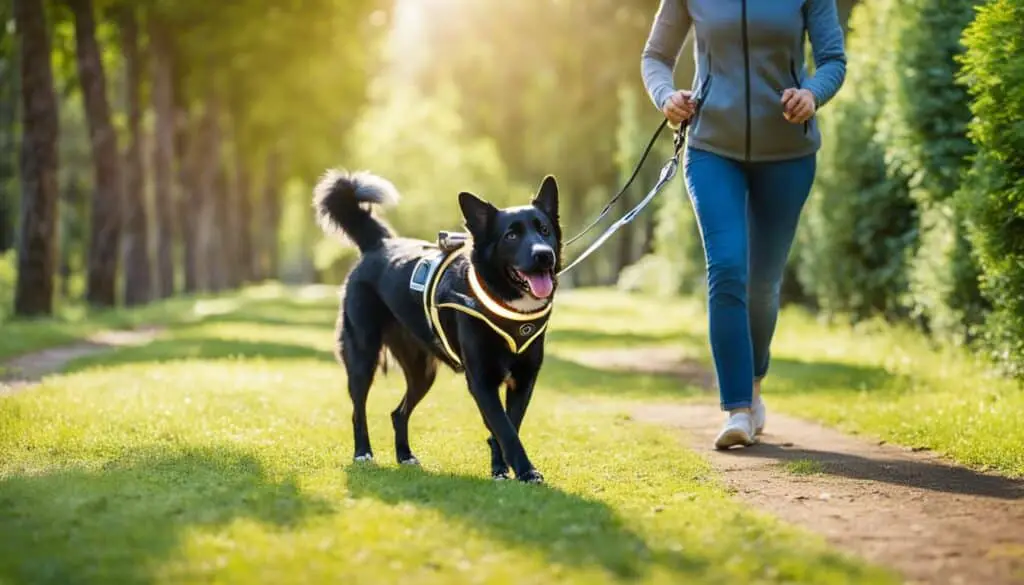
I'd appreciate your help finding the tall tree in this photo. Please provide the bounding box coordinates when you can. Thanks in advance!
[233,143,254,283]
[0,3,18,254]
[12,0,60,316]
[175,107,201,293]
[149,16,176,298]
[118,5,152,306]
[69,0,122,307]
[258,148,281,281]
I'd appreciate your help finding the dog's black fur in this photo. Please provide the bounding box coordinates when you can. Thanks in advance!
[313,170,561,483]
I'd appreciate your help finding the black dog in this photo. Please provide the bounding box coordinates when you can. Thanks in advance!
[313,170,561,483]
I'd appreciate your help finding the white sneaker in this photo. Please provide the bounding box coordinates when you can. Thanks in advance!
[714,412,757,450]
[752,397,766,436]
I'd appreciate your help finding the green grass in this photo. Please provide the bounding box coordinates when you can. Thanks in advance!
[0,283,312,362]
[0,285,895,584]
[782,460,826,476]
[752,306,1024,478]
[565,289,1024,478]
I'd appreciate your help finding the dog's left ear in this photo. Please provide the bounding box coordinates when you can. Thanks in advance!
[459,191,498,239]
[532,175,559,223]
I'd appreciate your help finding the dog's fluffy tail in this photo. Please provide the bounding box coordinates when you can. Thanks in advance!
[313,170,399,253]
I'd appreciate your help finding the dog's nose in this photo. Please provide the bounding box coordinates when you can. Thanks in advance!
[533,246,555,270]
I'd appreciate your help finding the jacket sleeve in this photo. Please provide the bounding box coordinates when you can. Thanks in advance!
[641,0,692,111]
[803,0,847,109]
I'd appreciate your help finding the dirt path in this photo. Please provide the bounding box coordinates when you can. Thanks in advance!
[0,328,162,395]
[573,347,1024,585]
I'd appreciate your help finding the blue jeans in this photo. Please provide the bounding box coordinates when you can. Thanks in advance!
[682,147,816,410]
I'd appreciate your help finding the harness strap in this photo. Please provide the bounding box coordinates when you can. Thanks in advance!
[424,250,464,367]
[420,250,553,366]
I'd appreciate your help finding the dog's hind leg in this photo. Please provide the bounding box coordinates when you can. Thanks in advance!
[339,287,389,463]
[385,325,438,465]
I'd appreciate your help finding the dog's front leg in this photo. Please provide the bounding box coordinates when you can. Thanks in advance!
[488,352,543,480]
[466,367,542,484]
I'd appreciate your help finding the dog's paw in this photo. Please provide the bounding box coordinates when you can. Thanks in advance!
[353,453,375,463]
[399,456,421,466]
[492,470,510,481]
[517,469,544,484]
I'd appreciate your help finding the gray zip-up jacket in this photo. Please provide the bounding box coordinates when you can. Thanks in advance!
[642,0,847,162]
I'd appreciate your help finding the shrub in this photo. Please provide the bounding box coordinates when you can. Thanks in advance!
[957,0,1024,376]
[796,0,917,321]
[879,0,988,342]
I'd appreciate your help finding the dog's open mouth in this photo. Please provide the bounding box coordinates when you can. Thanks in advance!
[509,268,555,300]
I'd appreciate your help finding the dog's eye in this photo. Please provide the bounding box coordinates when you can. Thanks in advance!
[534,219,550,236]
[505,231,518,241]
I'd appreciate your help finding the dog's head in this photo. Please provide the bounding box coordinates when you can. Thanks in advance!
[458,175,562,305]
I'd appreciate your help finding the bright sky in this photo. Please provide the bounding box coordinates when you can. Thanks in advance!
[386,0,464,78]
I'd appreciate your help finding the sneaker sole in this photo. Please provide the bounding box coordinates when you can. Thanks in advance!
[714,428,755,450]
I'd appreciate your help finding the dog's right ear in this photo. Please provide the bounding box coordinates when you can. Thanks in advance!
[459,191,498,239]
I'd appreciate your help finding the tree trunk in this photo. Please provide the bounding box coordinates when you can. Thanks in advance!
[12,0,60,317]
[118,6,152,306]
[234,144,253,284]
[192,98,224,292]
[149,17,176,298]
[0,11,18,254]
[69,0,122,307]
[258,148,281,281]
[176,113,202,293]
[218,137,239,290]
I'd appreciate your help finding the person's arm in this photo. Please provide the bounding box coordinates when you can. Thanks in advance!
[641,0,692,111]
[802,0,847,109]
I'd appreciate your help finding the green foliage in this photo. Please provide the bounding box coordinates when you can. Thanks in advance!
[325,81,519,261]
[616,253,681,297]
[651,180,705,298]
[0,249,14,321]
[957,0,1024,377]
[797,0,917,321]
[879,0,987,342]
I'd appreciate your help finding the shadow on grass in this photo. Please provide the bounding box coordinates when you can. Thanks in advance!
[344,464,708,580]
[733,443,1024,500]
[64,338,335,374]
[0,446,333,585]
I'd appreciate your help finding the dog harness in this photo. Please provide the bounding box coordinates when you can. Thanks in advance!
[409,245,552,372]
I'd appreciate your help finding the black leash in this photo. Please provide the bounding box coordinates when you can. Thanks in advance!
[557,117,689,277]
[564,117,672,246]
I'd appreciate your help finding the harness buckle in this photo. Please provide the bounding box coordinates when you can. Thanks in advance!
[438,230,469,252]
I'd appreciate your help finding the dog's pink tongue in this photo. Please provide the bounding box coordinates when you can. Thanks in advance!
[525,273,554,299]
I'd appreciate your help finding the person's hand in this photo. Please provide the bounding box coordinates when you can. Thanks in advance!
[781,88,816,124]
[662,90,696,125]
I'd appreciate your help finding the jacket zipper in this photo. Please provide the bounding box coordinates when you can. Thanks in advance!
[741,0,751,161]
[789,59,810,135]
[693,54,713,128]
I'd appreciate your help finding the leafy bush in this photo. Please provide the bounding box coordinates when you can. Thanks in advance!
[797,0,917,321]
[879,0,987,342]
[957,0,1024,376]
[652,178,706,299]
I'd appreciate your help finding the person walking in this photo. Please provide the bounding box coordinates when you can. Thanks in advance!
[641,0,847,449]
